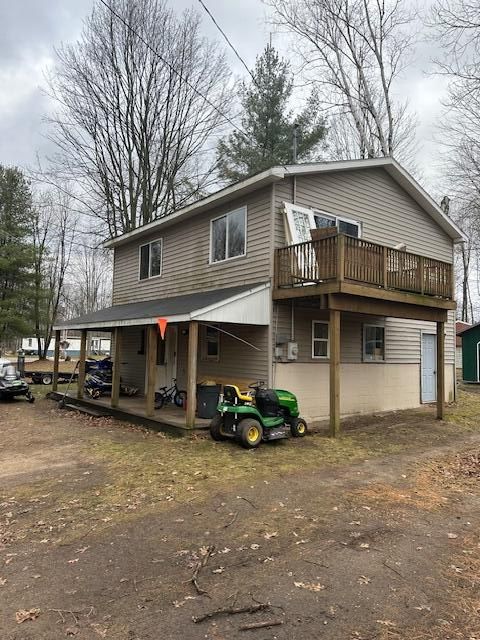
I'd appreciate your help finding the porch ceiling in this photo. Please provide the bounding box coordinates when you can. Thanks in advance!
[54,283,270,330]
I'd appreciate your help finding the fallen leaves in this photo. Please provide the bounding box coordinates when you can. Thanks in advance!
[294,581,325,592]
[16,608,41,623]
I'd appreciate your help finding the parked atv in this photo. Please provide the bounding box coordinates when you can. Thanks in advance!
[209,381,307,448]
[0,358,34,403]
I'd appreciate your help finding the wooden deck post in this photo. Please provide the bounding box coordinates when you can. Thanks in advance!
[436,320,445,420]
[337,234,345,282]
[111,327,122,409]
[77,330,87,399]
[186,320,199,428]
[145,324,157,417]
[52,329,61,392]
[382,245,388,289]
[329,309,341,437]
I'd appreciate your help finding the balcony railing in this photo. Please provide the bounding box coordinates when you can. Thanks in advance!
[274,234,454,299]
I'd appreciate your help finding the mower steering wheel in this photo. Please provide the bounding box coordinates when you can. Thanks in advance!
[248,380,265,390]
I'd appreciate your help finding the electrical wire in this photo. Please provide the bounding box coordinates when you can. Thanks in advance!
[97,0,249,140]
[197,0,258,87]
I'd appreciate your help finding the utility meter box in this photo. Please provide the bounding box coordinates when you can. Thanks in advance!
[287,341,298,360]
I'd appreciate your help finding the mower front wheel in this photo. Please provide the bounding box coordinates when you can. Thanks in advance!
[209,414,227,441]
[290,417,307,438]
[238,418,263,449]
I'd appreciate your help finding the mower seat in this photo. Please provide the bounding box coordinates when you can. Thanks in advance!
[223,385,251,404]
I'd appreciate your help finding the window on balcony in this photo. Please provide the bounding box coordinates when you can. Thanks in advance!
[363,325,385,362]
[312,320,329,359]
[284,203,360,243]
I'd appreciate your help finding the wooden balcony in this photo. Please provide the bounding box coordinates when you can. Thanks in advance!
[273,234,455,315]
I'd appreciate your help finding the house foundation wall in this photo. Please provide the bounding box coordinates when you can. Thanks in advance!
[274,362,455,422]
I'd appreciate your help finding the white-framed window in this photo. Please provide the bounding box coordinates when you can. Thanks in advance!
[210,207,247,263]
[284,203,360,244]
[139,238,163,280]
[202,325,220,361]
[363,324,385,362]
[312,320,329,359]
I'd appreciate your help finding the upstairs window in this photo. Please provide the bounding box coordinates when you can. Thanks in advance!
[210,207,246,263]
[139,239,163,280]
[363,325,385,362]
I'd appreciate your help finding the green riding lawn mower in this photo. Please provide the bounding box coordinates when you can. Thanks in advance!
[209,381,307,449]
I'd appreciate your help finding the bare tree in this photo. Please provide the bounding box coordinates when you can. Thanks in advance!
[47,0,231,238]
[268,0,418,161]
[63,244,112,318]
[430,0,480,320]
[31,188,77,359]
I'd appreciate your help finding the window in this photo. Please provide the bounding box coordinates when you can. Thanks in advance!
[139,239,163,280]
[312,321,329,359]
[363,325,385,362]
[284,203,360,243]
[202,326,220,361]
[210,207,246,263]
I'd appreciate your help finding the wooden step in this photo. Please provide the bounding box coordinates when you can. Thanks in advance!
[61,402,107,418]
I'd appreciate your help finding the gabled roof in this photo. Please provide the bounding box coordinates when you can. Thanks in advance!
[104,157,466,249]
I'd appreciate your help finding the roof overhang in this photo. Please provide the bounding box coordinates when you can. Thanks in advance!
[104,168,284,249]
[103,158,465,249]
[54,283,270,331]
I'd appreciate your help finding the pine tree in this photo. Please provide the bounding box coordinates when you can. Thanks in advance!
[0,166,34,344]
[217,44,327,182]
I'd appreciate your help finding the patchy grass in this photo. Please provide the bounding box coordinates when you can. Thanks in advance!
[445,389,480,430]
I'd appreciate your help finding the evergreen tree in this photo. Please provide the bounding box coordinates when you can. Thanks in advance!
[0,166,34,344]
[217,44,327,182]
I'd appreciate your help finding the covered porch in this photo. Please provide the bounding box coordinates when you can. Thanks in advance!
[52,284,270,431]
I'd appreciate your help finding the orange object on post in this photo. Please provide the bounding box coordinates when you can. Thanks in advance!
[157,318,168,340]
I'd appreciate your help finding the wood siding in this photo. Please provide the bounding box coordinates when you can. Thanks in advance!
[113,188,272,304]
[274,169,454,263]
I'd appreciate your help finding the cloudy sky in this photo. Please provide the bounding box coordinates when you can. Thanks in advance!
[0,0,449,191]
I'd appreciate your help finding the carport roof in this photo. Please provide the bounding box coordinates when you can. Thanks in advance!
[54,283,270,330]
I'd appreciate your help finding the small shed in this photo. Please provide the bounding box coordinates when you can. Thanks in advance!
[460,322,480,382]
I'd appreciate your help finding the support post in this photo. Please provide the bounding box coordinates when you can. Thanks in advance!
[436,320,445,420]
[52,330,61,392]
[111,328,122,409]
[145,324,157,418]
[186,320,198,428]
[77,330,87,399]
[329,309,341,437]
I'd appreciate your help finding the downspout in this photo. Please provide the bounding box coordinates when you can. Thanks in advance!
[268,182,276,388]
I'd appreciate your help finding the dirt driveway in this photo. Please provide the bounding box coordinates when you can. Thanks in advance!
[1,390,480,639]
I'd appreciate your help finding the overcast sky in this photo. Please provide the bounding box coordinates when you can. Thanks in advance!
[0,0,449,192]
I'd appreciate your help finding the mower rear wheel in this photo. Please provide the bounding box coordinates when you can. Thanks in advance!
[238,418,263,449]
[290,417,307,438]
[209,414,227,441]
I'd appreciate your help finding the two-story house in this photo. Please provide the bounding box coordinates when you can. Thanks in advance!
[53,157,464,435]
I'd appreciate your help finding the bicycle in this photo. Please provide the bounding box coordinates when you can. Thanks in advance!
[155,378,187,410]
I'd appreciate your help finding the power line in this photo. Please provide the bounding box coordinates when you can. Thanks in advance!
[97,0,248,140]
[197,0,258,87]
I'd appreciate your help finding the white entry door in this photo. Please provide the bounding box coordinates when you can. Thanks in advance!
[156,325,178,390]
[421,333,436,403]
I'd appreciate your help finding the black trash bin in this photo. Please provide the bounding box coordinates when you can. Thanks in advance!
[197,382,221,419]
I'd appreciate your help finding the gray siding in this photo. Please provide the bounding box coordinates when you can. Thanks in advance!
[113,187,272,304]
[274,168,453,263]
[273,303,455,366]
[118,326,146,393]
[385,311,455,365]
[176,322,269,388]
